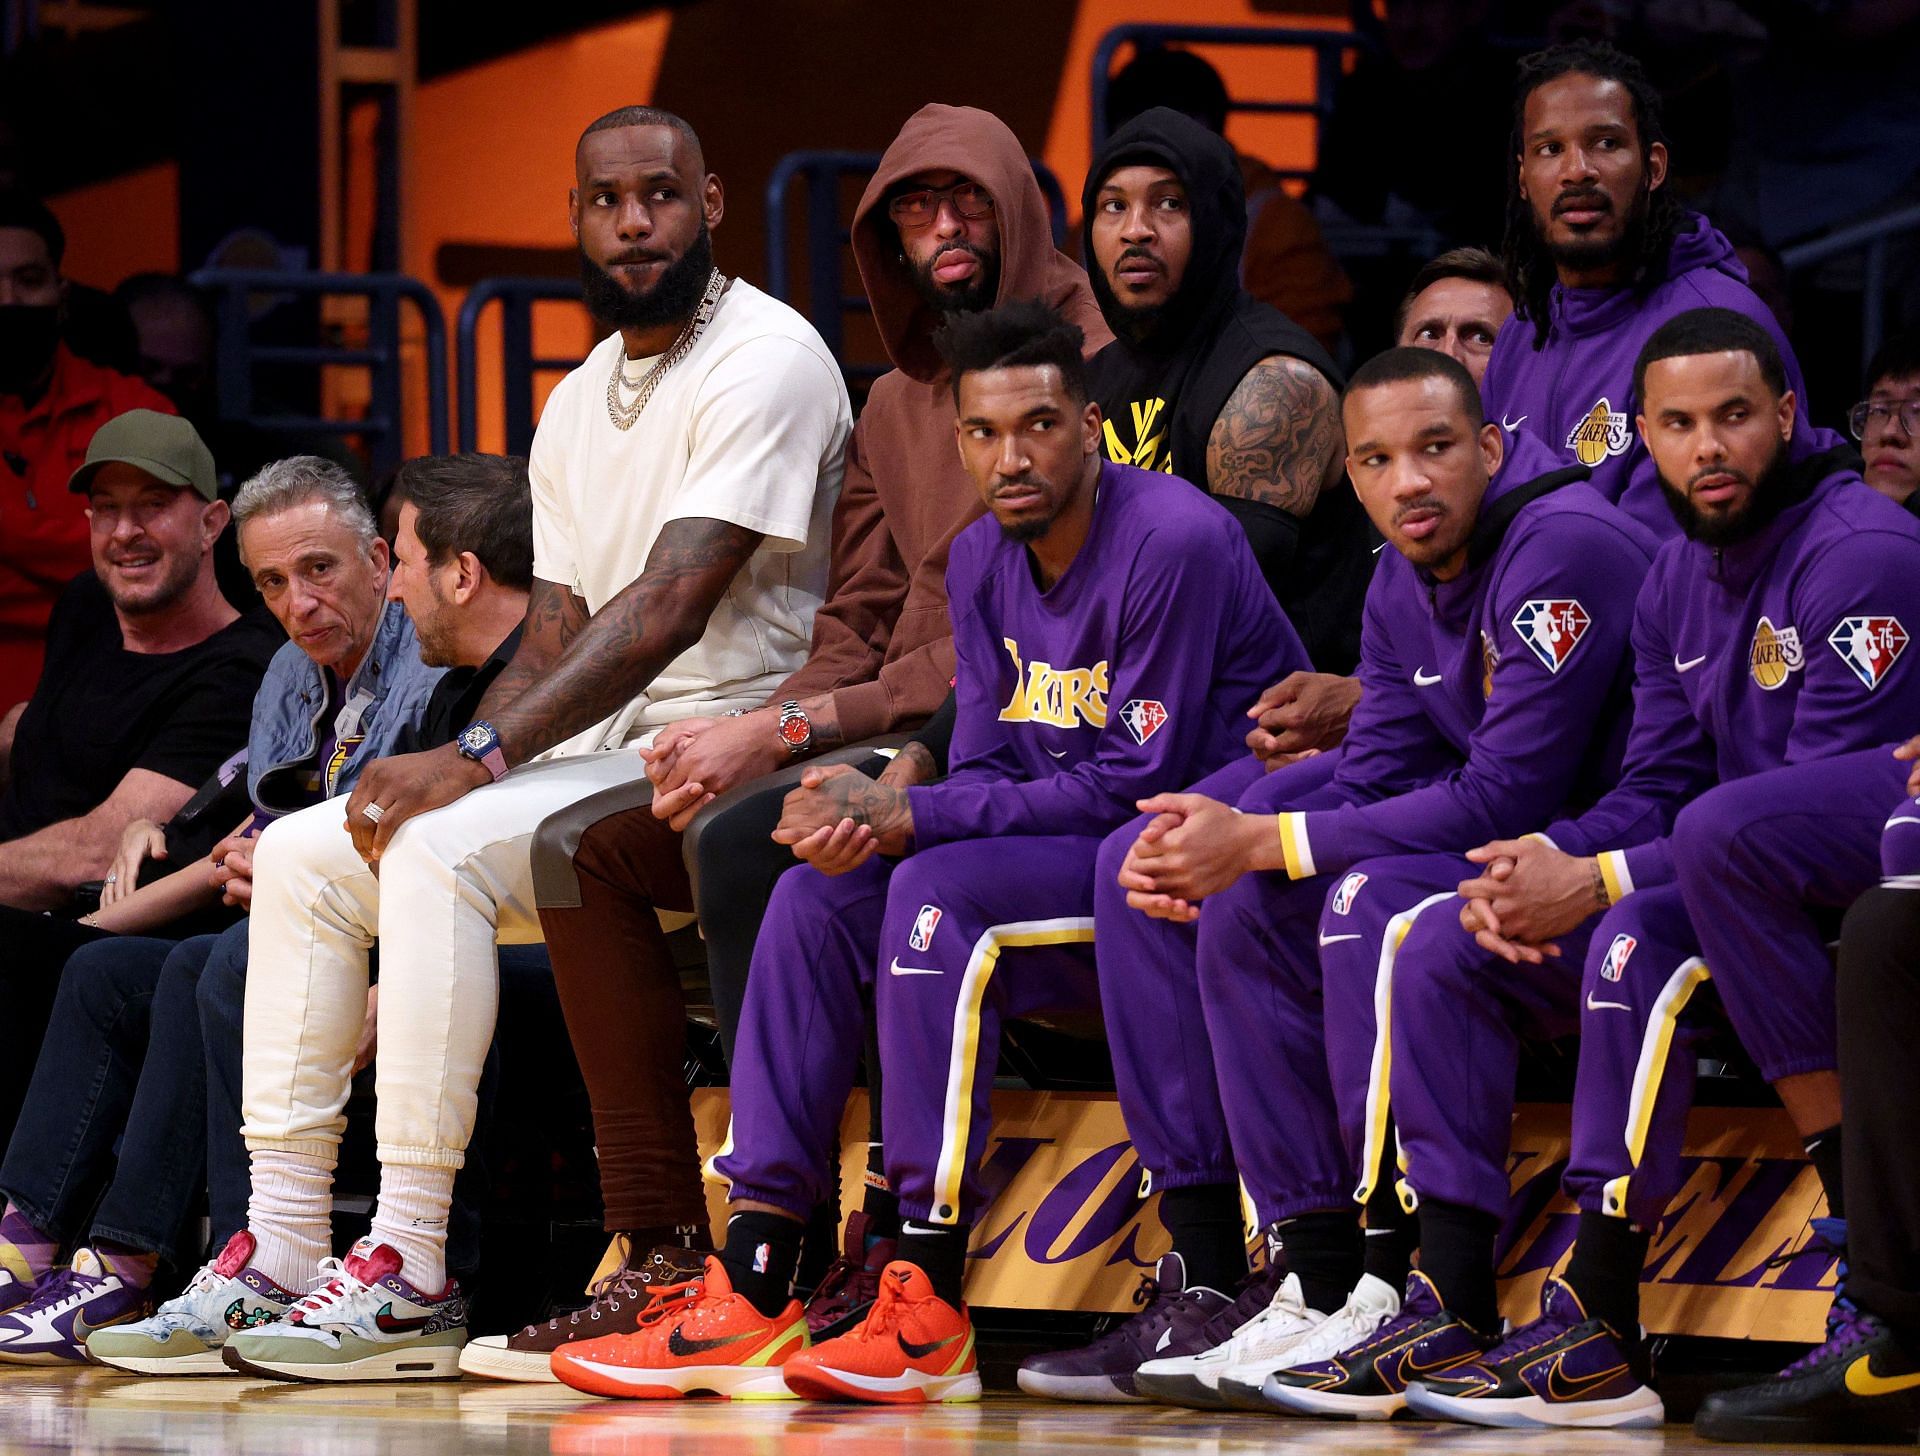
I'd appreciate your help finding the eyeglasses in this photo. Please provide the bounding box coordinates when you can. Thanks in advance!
[1850,399,1920,440]
[889,182,995,229]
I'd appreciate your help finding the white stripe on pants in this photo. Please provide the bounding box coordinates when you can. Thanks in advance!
[240,749,653,1173]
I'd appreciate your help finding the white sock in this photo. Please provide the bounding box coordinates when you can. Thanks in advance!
[368,1163,456,1294]
[248,1149,335,1291]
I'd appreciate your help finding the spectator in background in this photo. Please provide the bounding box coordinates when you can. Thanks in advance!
[1106,46,1351,353]
[115,273,215,419]
[0,410,277,911]
[0,190,176,709]
[1395,245,1513,386]
[1856,332,1920,512]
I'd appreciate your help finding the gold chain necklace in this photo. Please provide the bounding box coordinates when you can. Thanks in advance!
[604,268,728,431]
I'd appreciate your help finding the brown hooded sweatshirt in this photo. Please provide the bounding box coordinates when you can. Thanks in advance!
[773,104,1112,742]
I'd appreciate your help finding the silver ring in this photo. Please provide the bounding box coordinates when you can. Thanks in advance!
[361,803,386,825]
[104,873,118,884]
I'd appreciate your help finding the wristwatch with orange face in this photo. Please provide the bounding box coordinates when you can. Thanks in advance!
[777,700,812,756]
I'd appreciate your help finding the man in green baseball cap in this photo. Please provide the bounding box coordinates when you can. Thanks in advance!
[68,407,219,504]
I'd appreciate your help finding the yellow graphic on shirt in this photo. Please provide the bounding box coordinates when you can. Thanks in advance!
[1749,617,1804,691]
[1100,397,1173,473]
[324,736,365,797]
[1481,630,1500,699]
[1566,398,1632,467]
[997,638,1109,729]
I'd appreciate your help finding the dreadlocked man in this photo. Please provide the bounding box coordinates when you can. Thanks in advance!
[1481,40,1839,537]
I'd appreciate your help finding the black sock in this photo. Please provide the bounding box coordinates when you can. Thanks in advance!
[1361,1179,1417,1291]
[794,1197,840,1297]
[1159,1183,1248,1293]
[1272,1211,1362,1315]
[1805,1125,1846,1219]
[1562,1210,1650,1340]
[718,1211,804,1318]
[861,1145,901,1240]
[898,1220,969,1307]
[1415,1200,1500,1337]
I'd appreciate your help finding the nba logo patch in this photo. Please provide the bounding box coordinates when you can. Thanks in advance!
[1566,398,1631,466]
[1119,699,1169,744]
[1601,933,1636,982]
[909,904,942,952]
[1511,599,1591,673]
[1828,616,1909,690]
[1331,872,1367,916]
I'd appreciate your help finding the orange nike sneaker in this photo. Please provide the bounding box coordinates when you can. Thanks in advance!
[549,1256,807,1400]
[781,1260,981,1404]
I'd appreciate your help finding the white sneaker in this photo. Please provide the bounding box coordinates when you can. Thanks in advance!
[1136,1272,1326,1410]
[88,1232,301,1376]
[1218,1273,1402,1411]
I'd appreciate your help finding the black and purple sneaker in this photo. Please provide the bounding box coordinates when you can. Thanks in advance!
[1406,1277,1663,1428]
[1262,1270,1489,1420]
[0,1248,151,1365]
[1017,1253,1234,1403]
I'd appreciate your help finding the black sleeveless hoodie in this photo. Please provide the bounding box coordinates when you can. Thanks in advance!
[1083,106,1371,673]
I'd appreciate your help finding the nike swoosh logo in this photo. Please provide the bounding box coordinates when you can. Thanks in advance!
[1045,747,1068,759]
[1501,413,1528,431]
[1318,933,1363,947]
[1546,1355,1628,1401]
[889,958,942,976]
[667,1323,759,1358]
[1586,994,1631,1012]
[1155,1329,1174,1352]
[1674,655,1707,672]
[1413,668,1443,686]
[898,1331,962,1360]
[1846,1354,1920,1397]
[373,1302,434,1334]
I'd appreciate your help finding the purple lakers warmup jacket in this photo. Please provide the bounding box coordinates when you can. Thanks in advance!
[1271,429,1659,881]
[1545,445,1920,893]
[908,460,1307,846]
[1481,212,1834,536]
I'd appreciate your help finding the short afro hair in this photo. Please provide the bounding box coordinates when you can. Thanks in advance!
[1343,345,1484,424]
[1633,307,1787,403]
[577,106,703,170]
[935,298,1088,407]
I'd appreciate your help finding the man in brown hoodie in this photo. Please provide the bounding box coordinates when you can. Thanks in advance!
[512,105,1108,1374]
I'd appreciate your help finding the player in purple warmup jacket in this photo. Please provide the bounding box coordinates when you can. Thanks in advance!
[1017,348,1657,1411]
[1371,309,1920,1433]
[1480,41,1839,538]
[692,300,1303,1401]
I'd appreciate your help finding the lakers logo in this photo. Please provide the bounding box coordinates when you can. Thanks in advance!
[1565,398,1631,467]
[1749,617,1804,690]
[1100,396,1173,473]
[1481,630,1499,699]
[997,638,1109,729]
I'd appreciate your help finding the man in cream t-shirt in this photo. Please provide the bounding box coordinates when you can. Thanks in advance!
[194,105,850,1384]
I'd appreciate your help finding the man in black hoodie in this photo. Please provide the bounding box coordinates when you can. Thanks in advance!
[1083,106,1372,685]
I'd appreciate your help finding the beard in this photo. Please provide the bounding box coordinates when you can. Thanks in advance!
[907,242,1001,315]
[1537,176,1650,278]
[100,550,202,619]
[411,589,460,668]
[1661,436,1794,547]
[580,224,715,333]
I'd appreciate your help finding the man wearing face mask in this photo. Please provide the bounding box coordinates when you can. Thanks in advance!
[0,191,176,712]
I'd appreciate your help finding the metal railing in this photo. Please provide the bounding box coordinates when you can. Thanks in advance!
[764,148,1068,374]
[189,268,449,481]
[1781,201,1920,379]
[1089,22,1373,176]
[455,276,587,456]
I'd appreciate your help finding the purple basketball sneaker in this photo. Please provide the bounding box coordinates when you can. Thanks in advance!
[1406,1277,1663,1428]
[0,1248,151,1364]
[1017,1254,1234,1403]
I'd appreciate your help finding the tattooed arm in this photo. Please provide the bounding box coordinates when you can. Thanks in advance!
[472,577,590,724]
[1205,353,1344,519]
[486,517,762,765]
[771,762,915,857]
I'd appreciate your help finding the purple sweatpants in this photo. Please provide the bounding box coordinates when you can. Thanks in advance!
[715,837,1102,1227]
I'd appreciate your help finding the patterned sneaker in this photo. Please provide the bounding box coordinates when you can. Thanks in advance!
[1405,1277,1662,1428]
[1261,1271,1489,1420]
[550,1255,806,1400]
[222,1239,467,1383]
[0,1248,151,1364]
[1017,1253,1233,1403]
[458,1242,706,1383]
[1133,1261,1289,1410]
[86,1232,302,1376]
[1220,1272,1400,1411]
[1696,1221,1920,1445]
[782,1260,980,1404]
[803,1211,897,1342]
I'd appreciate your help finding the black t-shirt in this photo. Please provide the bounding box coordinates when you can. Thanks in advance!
[0,574,280,841]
